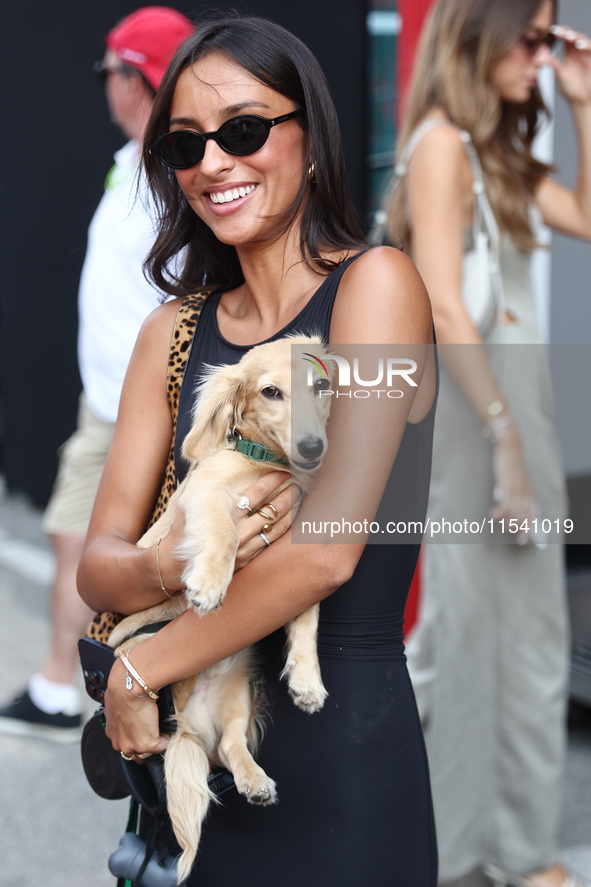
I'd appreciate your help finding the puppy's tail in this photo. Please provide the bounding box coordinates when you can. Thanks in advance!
[164,716,217,883]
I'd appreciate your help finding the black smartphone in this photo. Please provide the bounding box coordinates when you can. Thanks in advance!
[78,636,176,729]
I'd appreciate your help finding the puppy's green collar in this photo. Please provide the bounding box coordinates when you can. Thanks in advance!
[227,433,288,466]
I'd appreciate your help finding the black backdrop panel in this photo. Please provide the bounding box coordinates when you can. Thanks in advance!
[0,1,366,506]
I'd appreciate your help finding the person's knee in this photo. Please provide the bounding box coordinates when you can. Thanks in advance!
[48,534,87,570]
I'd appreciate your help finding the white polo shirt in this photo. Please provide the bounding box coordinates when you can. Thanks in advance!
[77,140,163,423]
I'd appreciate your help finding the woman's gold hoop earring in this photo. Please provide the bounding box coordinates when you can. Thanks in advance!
[307,161,316,185]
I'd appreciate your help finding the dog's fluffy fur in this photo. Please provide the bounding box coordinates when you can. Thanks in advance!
[109,335,331,881]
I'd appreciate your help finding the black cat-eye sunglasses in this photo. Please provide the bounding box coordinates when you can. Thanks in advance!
[150,110,304,170]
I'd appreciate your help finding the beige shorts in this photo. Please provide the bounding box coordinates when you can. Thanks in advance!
[42,393,116,537]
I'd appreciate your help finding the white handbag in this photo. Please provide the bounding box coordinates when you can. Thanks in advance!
[463,229,496,331]
[372,120,504,335]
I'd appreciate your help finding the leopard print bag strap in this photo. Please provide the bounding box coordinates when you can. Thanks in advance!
[87,292,210,643]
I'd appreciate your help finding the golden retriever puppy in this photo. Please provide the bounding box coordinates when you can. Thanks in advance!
[108,334,331,881]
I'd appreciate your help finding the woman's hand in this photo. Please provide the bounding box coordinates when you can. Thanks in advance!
[156,471,300,590]
[232,473,301,570]
[104,655,170,759]
[489,423,536,542]
[535,25,591,239]
[549,25,591,105]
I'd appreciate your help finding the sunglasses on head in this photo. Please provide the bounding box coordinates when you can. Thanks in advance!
[149,110,304,170]
[519,31,558,55]
[93,60,124,82]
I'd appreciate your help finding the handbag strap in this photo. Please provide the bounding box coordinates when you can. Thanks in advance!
[456,131,501,253]
[87,291,210,643]
[147,291,210,529]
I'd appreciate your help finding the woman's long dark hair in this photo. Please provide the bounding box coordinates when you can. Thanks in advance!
[143,14,364,296]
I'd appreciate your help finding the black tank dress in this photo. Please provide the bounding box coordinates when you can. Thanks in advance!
[174,253,438,886]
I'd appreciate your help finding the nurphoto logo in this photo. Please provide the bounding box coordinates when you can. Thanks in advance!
[303,353,418,399]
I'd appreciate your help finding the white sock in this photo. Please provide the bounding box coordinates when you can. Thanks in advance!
[28,674,82,716]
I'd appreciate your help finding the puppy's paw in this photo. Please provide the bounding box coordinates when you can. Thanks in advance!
[282,659,328,714]
[183,559,234,614]
[235,772,277,806]
[288,682,329,714]
[185,586,226,615]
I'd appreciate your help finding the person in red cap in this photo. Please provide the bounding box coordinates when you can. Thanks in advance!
[105,6,195,92]
[0,7,193,741]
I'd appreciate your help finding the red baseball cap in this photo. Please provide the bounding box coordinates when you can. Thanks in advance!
[106,6,194,91]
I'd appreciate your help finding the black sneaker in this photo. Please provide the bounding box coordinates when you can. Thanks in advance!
[0,689,82,744]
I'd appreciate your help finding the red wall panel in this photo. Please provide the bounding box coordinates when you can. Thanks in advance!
[397,0,435,634]
[397,0,435,123]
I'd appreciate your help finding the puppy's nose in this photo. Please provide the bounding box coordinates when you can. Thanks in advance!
[297,437,324,461]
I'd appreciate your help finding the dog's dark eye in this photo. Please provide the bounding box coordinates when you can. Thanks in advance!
[314,378,331,392]
[261,386,282,399]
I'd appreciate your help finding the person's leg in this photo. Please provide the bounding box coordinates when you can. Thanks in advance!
[42,534,93,686]
[488,545,571,887]
[420,544,497,883]
[0,394,114,739]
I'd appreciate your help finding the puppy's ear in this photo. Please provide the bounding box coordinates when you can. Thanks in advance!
[182,366,246,464]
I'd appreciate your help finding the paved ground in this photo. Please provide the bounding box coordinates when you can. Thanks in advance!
[0,487,127,887]
[0,483,589,886]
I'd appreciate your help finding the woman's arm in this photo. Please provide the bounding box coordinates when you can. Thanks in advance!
[78,298,182,613]
[405,124,535,524]
[536,26,591,239]
[100,247,434,754]
[407,125,479,346]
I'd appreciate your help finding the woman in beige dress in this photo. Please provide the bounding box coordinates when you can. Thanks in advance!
[382,1,591,885]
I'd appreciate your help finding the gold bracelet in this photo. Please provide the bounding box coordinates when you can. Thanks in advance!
[155,538,182,600]
[119,650,159,701]
[487,400,505,417]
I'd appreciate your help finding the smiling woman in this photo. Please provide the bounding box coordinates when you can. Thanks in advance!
[78,13,437,887]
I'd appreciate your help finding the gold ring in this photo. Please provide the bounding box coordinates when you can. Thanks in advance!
[262,523,272,533]
[257,509,275,521]
[121,752,137,761]
[266,503,278,519]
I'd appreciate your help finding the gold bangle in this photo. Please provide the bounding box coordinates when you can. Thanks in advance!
[119,650,159,701]
[155,538,181,600]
